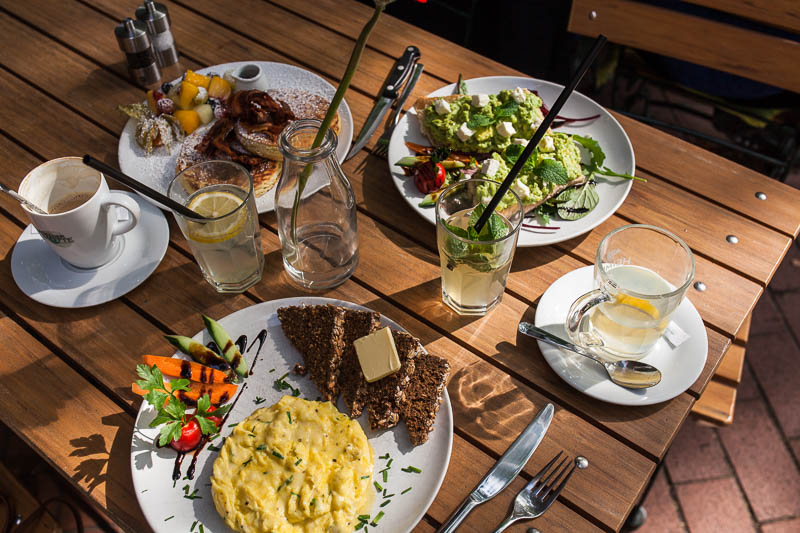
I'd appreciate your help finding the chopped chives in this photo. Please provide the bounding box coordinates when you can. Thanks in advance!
[164,516,174,521]
[272,450,285,459]
[379,453,389,460]
[242,458,252,467]
[382,470,388,483]
[208,444,221,452]
[254,396,266,405]
[295,458,302,466]
[256,444,267,451]
[384,493,395,498]
[269,368,275,372]
[402,465,422,473]
[355,522,365,531]
[310,498,316,506]
[380,499,391,507]
[382,489,386,497]
[371,511,384,526]
[199,524,205,533]
[191,520,198,531]
[287,411,292,424]
[401,487,412,495]
[228,423,238,427]
[360,475,370,479]
[373,481,383,492]
[358,514,370,521]
[386,458,393,468]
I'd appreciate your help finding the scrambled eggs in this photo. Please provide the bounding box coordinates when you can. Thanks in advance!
[211,396,374,532]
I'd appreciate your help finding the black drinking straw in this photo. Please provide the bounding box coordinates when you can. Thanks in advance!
[472,34,608,233]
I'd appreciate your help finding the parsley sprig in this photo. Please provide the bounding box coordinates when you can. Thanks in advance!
[136,364,232,447]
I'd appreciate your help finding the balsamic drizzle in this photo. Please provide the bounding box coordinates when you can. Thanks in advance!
[246,329,268,375]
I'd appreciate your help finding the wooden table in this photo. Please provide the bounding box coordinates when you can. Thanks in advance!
[1,1,798,531]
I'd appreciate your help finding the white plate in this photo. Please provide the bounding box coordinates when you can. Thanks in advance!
[534,266,707,406]
[388,76,635,246]
[118,61,354,214]
[131,297,453,533]
[11,192,168,308]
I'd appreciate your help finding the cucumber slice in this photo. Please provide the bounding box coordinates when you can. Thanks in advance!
[164,335,228,367]
[419,190,443,207]
[202,315,248,377]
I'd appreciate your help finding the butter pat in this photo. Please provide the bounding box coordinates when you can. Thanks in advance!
[354,327,401,382]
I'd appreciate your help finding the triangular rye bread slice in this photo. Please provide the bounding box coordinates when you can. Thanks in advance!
[276,304,345,402]
[338,308,381,418]
[401,353,450,445]
[366,330,422,430]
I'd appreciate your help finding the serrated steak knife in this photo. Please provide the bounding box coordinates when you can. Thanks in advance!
[436,403,554,533]
[345,45,420,160]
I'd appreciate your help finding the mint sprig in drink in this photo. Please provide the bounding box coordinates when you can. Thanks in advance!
[436,179,524,315]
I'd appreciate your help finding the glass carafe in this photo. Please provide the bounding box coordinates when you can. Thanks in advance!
[275,119,358,289]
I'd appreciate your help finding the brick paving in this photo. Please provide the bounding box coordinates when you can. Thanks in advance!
[632,205,800,532]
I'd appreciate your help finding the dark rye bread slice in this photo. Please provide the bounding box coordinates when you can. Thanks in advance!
[337,308,381,418]
[366,330,422,430]
[276,304,345,402]
[401,354,450,445]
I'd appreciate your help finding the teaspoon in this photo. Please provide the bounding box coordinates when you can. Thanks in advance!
[0,183,46,214]
[518,322,662,389]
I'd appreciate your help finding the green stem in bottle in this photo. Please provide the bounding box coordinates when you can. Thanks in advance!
[289,1,389,245]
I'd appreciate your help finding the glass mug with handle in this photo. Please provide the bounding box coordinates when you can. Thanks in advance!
[566,224,695,361]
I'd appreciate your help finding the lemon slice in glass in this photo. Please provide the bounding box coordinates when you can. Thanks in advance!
[615,293,660,319]
[185,190,247,244]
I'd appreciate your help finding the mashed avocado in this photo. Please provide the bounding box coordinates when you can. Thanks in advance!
[424,89,544,153]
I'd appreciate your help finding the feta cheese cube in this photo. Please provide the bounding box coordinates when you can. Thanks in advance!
[481,195,492,206]
[480,158,501,177]
[456,122,474,142]
[538,135,555,152]
[512,87,527,104]
[512,138,529,147]
[531,117,543,130]
[472,94,490,107]
[496,121,516,138]
[434,98,451,115]
[512,180,531,200]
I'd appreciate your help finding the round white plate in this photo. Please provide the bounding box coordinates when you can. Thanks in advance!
[534,266,707,406]
[131,297,453,533]
[118,61,354,214]
[11,192,168,308]
[388,76,635,246]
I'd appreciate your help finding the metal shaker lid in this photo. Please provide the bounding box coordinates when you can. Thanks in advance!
[135,1,171,34]
[115,18,151,54]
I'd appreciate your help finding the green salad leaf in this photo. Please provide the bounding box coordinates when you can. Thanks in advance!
[557,181,599,221]
[458,74,468,95]
[571,134,605,170]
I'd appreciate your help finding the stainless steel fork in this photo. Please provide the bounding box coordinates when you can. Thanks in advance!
[491,452,577,533]
[373,62,424,158]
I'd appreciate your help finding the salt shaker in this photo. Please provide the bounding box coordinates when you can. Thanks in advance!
[135,1,179,69]
[114,18,160,88]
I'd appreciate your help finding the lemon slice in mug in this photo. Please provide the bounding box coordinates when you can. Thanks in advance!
[615,293,660,319]
[185,190,247,244]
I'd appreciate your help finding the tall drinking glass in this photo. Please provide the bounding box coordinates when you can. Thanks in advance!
[566,224,695,361]
[435,178,524,316]
[168,160,264,293]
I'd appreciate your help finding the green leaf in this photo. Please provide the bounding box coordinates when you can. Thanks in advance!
[144,390,169,412]
[571,134,605,170]
[148,415,174,428]
[487,214,509,240]
[535,159,570,185]
[196,393,211,415]
[553,185,582,204]
[504,143,525,165]
[158,420,182,447]
[468,203,485,228]
[195,416,219,436]
[458,75,468,95]
[557,182,599,220]
[595,166,647,182]
[444,222,468,239]
[537,207,551,226]
[212,403,234,418]
[495,101,518,118]
[169,378,191,393]
[163,397,186,420]
[136,364,164,392]
[467,114,494,129]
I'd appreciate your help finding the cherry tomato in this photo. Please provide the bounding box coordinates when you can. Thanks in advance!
[206,405,223,428]
[170,418,201,452]
[434,163,446,188]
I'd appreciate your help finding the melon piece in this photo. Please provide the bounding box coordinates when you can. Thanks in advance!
[184,70,211,89]
[207,76,232,102]
[173,109,200,134]
[177,81,199,110]
[195,104,214,125]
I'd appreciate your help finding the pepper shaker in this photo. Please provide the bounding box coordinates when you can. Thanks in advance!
[114,18,161,88]
[135,1,179,70]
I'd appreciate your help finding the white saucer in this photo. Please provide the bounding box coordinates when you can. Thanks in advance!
[11,192,169,308]
[533,266,708,406]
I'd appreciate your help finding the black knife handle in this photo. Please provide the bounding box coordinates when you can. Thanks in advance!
[381,45,421,100]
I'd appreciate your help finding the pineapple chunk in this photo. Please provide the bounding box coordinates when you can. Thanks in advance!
[173,109,200,134]
[195,104,214,125]
[207,76,232,102]
[177,81,199,110]
[184,70,211,89]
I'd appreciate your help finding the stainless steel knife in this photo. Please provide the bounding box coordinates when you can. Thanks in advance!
[436,403,555,533]
[345,45,421,160]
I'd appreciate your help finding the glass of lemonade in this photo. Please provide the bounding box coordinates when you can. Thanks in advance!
[168,160,264,293]
[566,224,695,361]
[435,178,524,316]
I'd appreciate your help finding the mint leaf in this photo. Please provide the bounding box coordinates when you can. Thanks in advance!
[557,182,599,220]
[535,159,570,185]
[572,134,605,170]
[487,214,509,240]
[504,144,524,165]
[495,101,518,118]
[467,114,494,129]
[444,222,468,239]
[458,74,468,95]
[468,203,486,228]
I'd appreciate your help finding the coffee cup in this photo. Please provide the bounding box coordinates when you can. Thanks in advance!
[18,157,141,269]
